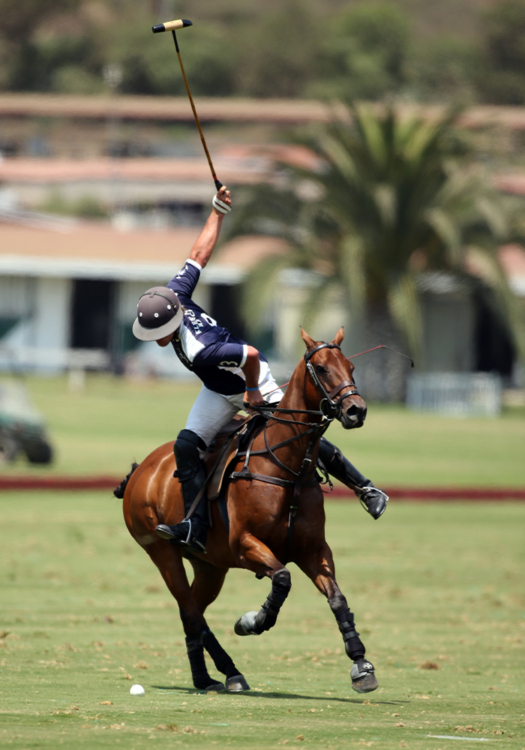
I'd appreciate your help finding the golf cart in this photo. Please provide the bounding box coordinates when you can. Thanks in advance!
[0,378,54,466]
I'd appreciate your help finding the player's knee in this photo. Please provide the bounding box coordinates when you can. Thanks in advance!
[174,430,206,480]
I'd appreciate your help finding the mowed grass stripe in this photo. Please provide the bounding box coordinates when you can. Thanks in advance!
[1,374,524,487]
[1,493,523,749]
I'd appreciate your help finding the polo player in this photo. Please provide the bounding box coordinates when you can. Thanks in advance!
[132,187,388,553]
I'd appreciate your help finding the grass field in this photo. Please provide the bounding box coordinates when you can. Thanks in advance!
[3,374,525,487]
[0,494,524,749]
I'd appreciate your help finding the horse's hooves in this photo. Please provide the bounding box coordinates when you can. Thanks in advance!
[225,674,250,692]
[350,659,378,693]
[234,611,259,636]
[352,672,378,693]
[204,682,226,692]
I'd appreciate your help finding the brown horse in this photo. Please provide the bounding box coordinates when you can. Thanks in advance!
[121,328,378,694]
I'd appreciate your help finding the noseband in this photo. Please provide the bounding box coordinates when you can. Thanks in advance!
[304,343,360,421]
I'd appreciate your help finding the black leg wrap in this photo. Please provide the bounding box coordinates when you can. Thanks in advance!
[255,568,291,634]
[200,630,238,680]
[329,592,366,661]
[185,635,217,690]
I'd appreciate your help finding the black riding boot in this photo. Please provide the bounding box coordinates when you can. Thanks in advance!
[318,438,388,520]
[155,429,209,552]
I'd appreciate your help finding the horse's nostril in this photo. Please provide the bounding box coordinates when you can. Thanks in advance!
[346,404,366,423]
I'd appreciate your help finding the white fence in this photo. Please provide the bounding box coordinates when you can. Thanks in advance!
[0,346,109,372]
[406,372,502,417]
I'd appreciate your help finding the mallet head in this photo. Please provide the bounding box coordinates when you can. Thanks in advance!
[152,19,192,34]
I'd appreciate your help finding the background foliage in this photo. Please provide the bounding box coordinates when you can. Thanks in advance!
[2,0,525,104]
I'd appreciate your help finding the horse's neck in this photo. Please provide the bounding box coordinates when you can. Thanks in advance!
[264,361,322,465]
[277,360,317,418]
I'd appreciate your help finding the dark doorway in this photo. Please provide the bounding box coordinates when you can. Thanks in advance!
[210,283,246,340]
[70,279,115,350]
[474,296,515,378]
[209,283,275,355]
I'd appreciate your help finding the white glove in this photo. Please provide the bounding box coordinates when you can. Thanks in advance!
[212,194,231,214]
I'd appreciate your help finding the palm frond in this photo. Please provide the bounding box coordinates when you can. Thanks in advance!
[339,233,366,322]
[387,272,423,361]
[299,276,342,337]
[240,247,306,334]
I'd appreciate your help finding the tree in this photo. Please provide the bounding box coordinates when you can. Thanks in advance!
[0,0,84,90]
[227,104,524,399]
[309,3,411,101]
[477,0,525,104]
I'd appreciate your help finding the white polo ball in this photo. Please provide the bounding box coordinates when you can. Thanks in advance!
[130,684,145,696]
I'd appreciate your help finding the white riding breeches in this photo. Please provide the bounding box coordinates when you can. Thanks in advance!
[185,360,284,447]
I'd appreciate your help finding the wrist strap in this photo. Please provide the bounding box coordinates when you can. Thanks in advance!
[212,195,231,214]
[245,387,259,392]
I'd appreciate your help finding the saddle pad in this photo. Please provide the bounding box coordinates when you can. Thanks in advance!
[207,436,240,501]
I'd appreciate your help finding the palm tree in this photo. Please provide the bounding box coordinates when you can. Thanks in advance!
[227,104,524,399]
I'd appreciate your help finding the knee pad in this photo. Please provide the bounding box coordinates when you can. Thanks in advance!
[174,429,207,482]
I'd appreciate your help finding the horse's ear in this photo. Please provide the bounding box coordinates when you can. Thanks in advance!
[332,327,344,346]
[300,328,315,350]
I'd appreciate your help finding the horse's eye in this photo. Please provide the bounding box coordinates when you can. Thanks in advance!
[316,365,327,375]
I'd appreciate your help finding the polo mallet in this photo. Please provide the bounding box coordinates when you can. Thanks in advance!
[152,19,223,191]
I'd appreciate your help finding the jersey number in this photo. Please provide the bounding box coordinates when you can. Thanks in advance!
[201,313,217,327]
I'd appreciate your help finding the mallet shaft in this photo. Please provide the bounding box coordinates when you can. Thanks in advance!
[171,30,222,191]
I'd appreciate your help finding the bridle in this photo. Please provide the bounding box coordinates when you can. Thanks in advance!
[303,342,361,421]
[237,341,362,482]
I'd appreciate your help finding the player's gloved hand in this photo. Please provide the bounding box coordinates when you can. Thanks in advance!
[243,388,266,412]
[212,186,231,214]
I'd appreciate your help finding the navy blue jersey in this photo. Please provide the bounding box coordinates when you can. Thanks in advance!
[167,260,266,395]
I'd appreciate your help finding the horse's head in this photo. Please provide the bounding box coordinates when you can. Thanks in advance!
[301,327,367,429]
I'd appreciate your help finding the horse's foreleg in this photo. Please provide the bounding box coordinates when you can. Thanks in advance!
[233,533,291,636]
[298,543,378,693]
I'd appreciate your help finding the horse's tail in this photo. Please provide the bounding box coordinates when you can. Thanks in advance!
[113,462,139,499]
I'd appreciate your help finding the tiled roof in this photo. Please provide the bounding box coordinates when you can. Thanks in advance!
[3,94,525,130]
[0,220,286,283]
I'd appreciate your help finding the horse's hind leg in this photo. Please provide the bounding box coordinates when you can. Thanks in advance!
[233,533,292,637]
[297,542,378,693]
[145,541,237,691]
[187,556,250,692]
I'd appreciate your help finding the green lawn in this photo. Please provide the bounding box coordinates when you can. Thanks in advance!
[3,374,525,487]
[0,494,523,749]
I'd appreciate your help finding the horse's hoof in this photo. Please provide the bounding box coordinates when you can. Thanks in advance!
[225,674,250,692]
[204,682,226,692]
[234,611,259,636]
[350,659,378,693]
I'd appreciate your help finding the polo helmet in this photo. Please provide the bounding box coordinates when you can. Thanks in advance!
[132,286,183,342]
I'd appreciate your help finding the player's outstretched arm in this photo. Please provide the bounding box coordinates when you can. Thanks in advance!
[190,186,232,269]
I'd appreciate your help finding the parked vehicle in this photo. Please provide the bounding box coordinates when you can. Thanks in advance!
[0,379,54,466]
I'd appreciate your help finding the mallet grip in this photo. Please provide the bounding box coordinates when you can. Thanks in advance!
[152,19,192,34]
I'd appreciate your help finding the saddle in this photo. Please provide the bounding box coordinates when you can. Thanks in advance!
[203,414,265,501]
